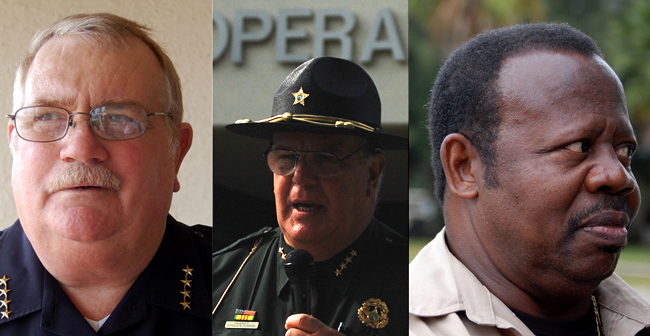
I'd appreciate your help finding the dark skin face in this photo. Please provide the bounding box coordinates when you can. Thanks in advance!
[442,51,640,320]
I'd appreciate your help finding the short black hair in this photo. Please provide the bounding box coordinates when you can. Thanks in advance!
[428,22,603,204]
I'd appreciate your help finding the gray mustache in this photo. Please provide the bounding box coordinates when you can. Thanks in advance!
[48,164,121,194]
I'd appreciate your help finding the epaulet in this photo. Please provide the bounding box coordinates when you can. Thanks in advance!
[375,219,408,247]
[212,226,276,256]
[188,224,212,249]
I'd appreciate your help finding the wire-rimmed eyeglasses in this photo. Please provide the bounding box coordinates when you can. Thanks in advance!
[264,144,369,178]
[6,103,172,142]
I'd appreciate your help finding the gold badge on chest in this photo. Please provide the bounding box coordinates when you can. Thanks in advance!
[358,298,388,329]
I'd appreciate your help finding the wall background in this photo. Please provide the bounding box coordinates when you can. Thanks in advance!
[0,0,213,229]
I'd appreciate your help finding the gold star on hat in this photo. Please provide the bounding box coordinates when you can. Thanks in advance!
[292,87,309,106]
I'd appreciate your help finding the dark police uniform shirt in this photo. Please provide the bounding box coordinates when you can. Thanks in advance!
[212,218,407,336]
[0,215,211,336]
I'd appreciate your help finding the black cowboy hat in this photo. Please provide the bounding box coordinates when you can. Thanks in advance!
[225,57,407,150]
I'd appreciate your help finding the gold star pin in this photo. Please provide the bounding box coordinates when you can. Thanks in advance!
[180,290,191,299]
[181,279,192,287]
[182,266,193,276]
[345,256,353,263]
[180,301,191,310]
[0,276,8,286]
[292,87,309,106]
[0,289,9,296]
[278,247,287,261]
[335,269,342,276]
[0,299,10,309]
[350,250,357,257]
[1,310,10,319]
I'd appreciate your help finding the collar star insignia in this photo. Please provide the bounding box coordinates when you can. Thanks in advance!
[278,247,287,261]
[180,301,191,310]
[292,87,309,106]
[334,249,358,277]
[179,266,192,310]
[180,290,191,299]
[0,275,9,319]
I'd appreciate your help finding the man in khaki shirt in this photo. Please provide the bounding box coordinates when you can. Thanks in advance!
[410,22,650,335]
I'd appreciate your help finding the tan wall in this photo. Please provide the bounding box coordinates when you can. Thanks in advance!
[0,0,213,229]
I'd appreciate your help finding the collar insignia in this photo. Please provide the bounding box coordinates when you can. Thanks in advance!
[179,266,193,310]
[0,275,10,319]
[278,247,287,261]
[358,298,388,329]
[292,87,309,106]
[335,249,357,276]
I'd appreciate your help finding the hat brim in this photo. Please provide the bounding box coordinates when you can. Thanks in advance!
[225,121,408,150]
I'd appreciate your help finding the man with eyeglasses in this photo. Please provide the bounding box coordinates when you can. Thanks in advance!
[0,13,211,335]
[212,57,408,335]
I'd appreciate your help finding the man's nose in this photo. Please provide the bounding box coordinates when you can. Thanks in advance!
[291,155,318,185]
[584,146,637,197]
[59,113,108,164]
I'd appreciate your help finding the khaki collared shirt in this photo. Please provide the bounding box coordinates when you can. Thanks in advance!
[409,228,650,336]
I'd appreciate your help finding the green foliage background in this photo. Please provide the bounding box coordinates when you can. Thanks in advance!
[409,0,650,243]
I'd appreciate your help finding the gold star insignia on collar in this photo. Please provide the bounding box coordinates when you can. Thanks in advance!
[334,249,358,277]
[180,301,191,310]
[180,290,191,299]
[0,276,9,319]
[179,266,193,310]
[278,247,287,261]
[292,87,309,106]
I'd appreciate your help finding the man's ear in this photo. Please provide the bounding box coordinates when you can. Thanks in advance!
[366,153,386,198]
[172,123,193,192]
[7,121,14,146]
[440,133,481,199]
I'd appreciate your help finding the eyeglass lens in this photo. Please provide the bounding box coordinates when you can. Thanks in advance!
[267,150,342,177]
[13,104,150,142]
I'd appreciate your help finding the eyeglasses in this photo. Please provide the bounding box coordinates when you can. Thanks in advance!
[264,145,368,177]
[6,104,172,142]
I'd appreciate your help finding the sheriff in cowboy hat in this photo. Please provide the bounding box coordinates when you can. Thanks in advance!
[213,57,408,335]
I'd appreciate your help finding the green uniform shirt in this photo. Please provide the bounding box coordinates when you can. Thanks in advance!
[212,218,407,335]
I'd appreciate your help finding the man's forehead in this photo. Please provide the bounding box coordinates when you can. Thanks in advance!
[23,35,163,109]
[497,50,628,122]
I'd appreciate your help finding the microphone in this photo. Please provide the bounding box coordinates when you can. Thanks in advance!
[284,249,315,315]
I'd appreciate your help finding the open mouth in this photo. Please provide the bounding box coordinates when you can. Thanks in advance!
[293,203,323,213]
